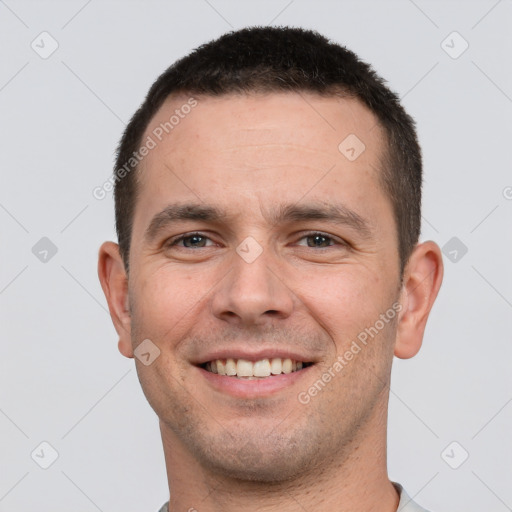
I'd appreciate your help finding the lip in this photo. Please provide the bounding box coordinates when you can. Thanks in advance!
[192,348,316,366]
[197,364,314,399]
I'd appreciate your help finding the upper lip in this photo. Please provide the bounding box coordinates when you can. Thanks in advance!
[193,347,317,366]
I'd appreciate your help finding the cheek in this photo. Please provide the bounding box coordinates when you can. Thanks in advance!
[289,266,386,336]
[131,266,209,342]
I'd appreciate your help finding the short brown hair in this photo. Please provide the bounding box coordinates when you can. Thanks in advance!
[114,26,422,276]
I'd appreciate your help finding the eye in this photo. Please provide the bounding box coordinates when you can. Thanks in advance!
[296,232,342,248]
[167,232,214,248]
[165,231,345,251]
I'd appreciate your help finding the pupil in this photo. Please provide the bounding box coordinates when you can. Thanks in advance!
[309,235,328,247]
[185,235,204,248]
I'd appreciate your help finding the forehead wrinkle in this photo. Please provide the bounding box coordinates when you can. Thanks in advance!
[216,143,337,174]
[219,142,334,156]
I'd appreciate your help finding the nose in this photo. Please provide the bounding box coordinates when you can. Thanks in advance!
[210,247,295,327]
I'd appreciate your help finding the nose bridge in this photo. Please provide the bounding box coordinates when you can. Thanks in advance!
[211,242,294,324]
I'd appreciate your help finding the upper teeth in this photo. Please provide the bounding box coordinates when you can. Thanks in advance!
[206,358,304,378]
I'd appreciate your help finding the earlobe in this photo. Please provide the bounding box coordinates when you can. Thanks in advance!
[394,241,444,359]
[97,241,134,358]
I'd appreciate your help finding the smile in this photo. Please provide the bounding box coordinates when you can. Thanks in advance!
[203,358,313,379]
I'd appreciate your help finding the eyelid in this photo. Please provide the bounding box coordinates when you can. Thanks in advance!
[294,231,346,247]
[167,231,217,247]
[165,230,347,249]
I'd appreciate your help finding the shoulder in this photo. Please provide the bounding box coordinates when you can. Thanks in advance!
[393,481,432,512]
[156,484,431,512]
[157,502,168,512]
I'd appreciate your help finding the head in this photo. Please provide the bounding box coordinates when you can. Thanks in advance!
[98,26,443,484]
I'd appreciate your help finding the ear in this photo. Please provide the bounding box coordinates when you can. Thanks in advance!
[394,240,444,359]
[97,241,133,358]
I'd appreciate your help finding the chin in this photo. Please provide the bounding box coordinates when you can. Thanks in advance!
[206,452,307,483]
[193,429,321,484]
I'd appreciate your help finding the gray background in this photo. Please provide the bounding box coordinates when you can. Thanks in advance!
[1,0,511,510]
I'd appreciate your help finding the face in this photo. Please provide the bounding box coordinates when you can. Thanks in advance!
[117,93,405,481]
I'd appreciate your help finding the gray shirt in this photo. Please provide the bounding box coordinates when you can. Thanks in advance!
[156,481,431,511]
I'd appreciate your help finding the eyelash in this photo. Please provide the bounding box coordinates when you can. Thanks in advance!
[166,231,345,249]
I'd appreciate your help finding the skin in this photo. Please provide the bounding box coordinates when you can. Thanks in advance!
[98,92,443,512]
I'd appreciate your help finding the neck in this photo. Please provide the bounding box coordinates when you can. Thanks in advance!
[160,397,399,512]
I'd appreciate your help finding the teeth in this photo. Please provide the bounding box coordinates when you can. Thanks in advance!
[253,359,271,377]
[217,360,226,375]
[205,357,308,378]
[225,358,237,376]
[236,359,253,377]
[270,358,282,375]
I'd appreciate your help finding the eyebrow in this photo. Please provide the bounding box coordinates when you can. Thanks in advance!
[143,201,374,244]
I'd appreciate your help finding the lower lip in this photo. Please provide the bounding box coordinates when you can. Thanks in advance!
[197,365,313,398]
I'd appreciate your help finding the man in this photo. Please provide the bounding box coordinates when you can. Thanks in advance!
[98,26,443,512]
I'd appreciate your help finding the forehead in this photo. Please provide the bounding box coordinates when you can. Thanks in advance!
[143,91,382,162]
[134,92,389,228]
